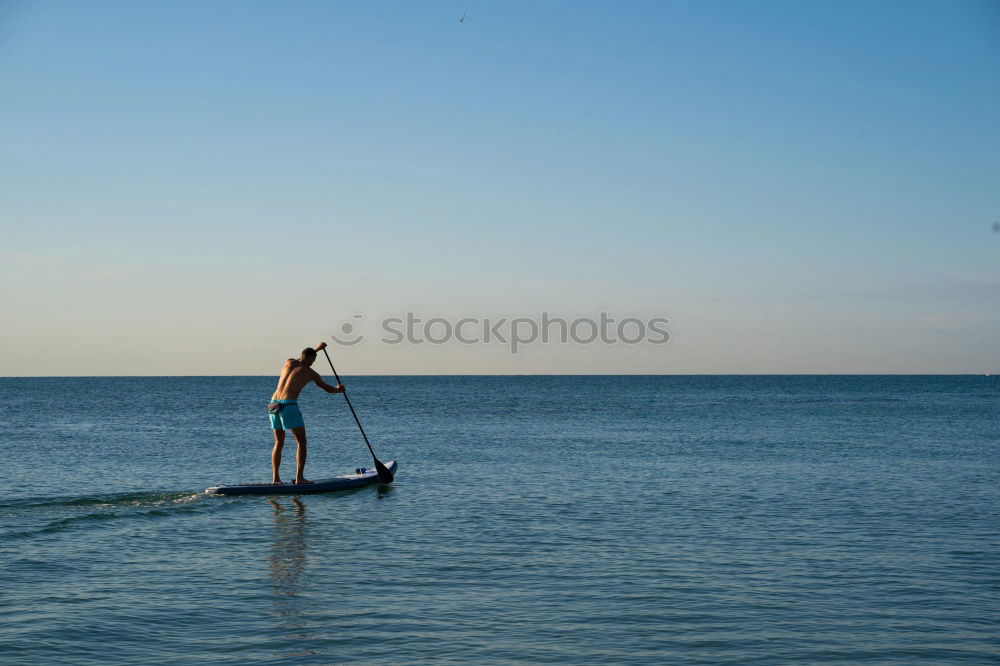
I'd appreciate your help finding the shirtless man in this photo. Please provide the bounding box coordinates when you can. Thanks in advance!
[268,342,344,484]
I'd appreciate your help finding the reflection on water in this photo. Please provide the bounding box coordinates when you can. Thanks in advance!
[266,497,318,659]
[267,497,306,596]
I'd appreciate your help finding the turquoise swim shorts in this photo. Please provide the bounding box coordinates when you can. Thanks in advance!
[268,399,305,430]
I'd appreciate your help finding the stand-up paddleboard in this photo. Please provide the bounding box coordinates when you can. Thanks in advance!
[205,461,397,496]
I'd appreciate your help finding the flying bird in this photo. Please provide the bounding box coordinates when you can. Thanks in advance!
[460,14,465,23]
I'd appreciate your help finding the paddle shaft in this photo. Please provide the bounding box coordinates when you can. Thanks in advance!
[321,348,376,454]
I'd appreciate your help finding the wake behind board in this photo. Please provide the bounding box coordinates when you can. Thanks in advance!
[205,460,397,496]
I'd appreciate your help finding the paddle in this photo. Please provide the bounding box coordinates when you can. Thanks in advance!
[318,344,394,484]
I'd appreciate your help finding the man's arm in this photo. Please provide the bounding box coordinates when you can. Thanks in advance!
[311,369,344,393]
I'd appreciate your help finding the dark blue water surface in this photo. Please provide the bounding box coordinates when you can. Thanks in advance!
[1,376,998,664]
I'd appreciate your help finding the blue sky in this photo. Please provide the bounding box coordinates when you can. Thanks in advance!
[1,0,998,374]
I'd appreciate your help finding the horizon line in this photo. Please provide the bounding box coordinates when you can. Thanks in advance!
[0,373,993,379]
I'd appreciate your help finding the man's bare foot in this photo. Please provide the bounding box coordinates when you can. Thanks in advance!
[272,479,284,485]
[293,478,314,485]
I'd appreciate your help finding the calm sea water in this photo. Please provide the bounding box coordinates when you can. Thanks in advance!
[1,375,997,664]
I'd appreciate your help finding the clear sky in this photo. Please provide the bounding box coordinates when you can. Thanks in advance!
[1,0,998,375]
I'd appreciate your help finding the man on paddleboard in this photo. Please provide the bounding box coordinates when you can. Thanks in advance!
[269,342,344,485]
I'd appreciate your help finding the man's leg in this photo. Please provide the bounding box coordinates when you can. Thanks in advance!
[271,429,286,484]
[290,426,313,484]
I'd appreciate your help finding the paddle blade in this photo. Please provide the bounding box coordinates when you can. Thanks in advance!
[374,458,394,484]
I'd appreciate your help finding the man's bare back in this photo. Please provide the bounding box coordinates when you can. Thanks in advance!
[271,359,329,401]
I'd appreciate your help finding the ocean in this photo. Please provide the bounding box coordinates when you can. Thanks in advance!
[1,375,997,664]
